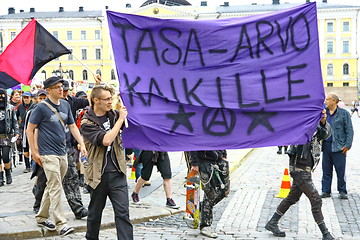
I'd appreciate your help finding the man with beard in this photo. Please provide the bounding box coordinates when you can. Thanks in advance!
[0,88,19,186]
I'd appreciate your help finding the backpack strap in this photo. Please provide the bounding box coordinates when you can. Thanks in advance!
[43,101,66,131]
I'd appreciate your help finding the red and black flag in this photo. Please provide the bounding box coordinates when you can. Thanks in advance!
[0,19,71,88]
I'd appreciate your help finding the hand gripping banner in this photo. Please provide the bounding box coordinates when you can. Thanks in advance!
[107,2,324,151]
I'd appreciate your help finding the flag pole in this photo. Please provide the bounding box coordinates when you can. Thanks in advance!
[71,54,128,128]
[71,54,96,76]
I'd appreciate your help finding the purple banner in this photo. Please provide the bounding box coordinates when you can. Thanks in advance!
[107,2,324,151]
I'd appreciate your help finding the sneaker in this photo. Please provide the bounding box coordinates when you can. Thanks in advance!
[37,220,56,231]
[75,208,88,219]
[166,198,180,209]
[200,226,218,238]
[321,192,331,198]
[131,192,141,204]
[143,181,151,186]
[59,226,74,236]
[23,168,31,173]
[339,192,348,199]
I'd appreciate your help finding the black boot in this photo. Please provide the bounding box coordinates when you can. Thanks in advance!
[277,147,282,154]
[284,146,288,154]
[5,168,12,185]
[0,171,4,187]
[265,212,286,237]
[318,221,335,240]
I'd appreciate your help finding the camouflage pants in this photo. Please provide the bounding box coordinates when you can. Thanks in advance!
[277,171,323,222]
[62,147,86,217]
[198,158,230,229]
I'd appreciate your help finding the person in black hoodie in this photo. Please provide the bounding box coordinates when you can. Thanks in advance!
[188,150,230,238]
[265,110,335,240]
[0,88,19,186]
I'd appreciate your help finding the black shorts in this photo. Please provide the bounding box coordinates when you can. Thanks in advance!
[140,151,172,181]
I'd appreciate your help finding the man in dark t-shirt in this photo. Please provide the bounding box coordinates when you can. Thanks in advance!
[26,77,87,236]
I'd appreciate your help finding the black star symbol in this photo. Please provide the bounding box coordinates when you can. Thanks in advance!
[166,105,196,133]
[243,108,277,135]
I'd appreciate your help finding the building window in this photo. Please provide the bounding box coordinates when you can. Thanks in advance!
[111,69,116,80]
[95,30,100,40]
[81,49,87,60]
[81,30,86,40]
[343,21,349,32]
[10,32,16,41]
[327,64,333,75]
[41,70,46,79]
[67,31,72,40]
[69,70,74,80]
[327,41,333,54]
[68,49,73,60]
[343,82,349,87]
[82,70,88,80]
[96,69,101,76]
[343,41,349,53]
[95,48,101,60]
[53,31,58,39]
[327,22,333,32]
[327,83,333,87]
[201,1,207,6]
[343,63,349,75]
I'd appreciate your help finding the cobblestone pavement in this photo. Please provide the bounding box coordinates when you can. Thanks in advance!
[6,113,360,240]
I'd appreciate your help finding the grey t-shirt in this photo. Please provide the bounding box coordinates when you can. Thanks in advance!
[29,98,74,156]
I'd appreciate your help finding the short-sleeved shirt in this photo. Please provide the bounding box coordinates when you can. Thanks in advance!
[29,98,74,156]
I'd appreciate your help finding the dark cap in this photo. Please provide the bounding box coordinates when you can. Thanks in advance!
[75,91,87,98]
[37,89,48,96]
[62,80,70,91]
[43,76,64,89]
[22,91,32,97]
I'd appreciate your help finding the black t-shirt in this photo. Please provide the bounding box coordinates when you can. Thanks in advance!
[98,114,120,173]
[0,109,5,134]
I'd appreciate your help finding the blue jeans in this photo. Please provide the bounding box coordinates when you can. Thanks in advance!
[322,141,347,194]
